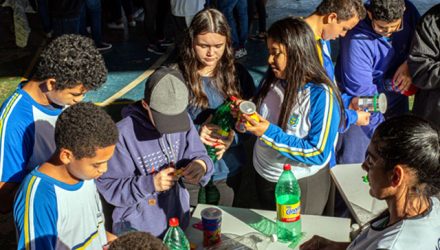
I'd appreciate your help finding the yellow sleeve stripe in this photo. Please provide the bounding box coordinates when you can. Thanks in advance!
[73,223,103,250]
[24,175,37,250]
[0,93,20,138]
[260,87,334,157]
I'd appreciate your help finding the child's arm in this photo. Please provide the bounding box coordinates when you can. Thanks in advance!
[245,86,340,166]
[182,159,207,184]
[181,119,214,186]
[14,182,58,250]
[96,137,157,208]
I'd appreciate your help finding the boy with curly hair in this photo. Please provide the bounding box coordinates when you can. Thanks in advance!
[14,102,118,250]
[0,34,107,214]
[108,232,167,250]
[335,0,420,164]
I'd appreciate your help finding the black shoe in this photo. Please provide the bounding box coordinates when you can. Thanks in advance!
[147,44,166,55]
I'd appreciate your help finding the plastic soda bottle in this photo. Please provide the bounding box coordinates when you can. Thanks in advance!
[200,97,237,205]
[275,164,301,242]
[205,96,237,162]
[163,218,190,250]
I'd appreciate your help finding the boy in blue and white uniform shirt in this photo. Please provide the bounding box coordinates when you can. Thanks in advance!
[0,34,107,214]
[14,102,118,250]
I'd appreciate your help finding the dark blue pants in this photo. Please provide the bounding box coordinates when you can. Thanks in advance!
[80,0,103,45]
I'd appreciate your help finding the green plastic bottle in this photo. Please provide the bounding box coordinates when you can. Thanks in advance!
[163,218,190,250]
[205,96,237,162]
[275,164,302,242]
[199,96,237,205]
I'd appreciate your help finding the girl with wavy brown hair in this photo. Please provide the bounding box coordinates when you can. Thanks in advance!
[178,8,255,207]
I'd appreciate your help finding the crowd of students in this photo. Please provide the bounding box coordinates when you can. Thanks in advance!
[1,0,440,249]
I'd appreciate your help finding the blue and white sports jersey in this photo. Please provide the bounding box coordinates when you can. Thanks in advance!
[254,81,341,182]
[14,168,107,250]
[0,85,62,183]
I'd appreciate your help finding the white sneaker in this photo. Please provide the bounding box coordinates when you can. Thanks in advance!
[97,42,112,51]
[128,20,136,27]
[107,22,124,30]
[235,48,247,59]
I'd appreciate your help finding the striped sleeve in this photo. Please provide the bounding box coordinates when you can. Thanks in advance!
[260,85,341,165]
[14,175,58,250]
[0,93,33,182]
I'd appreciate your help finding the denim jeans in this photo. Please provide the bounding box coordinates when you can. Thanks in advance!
[219,0,248,48]
[80,0,102,45]
[109,0,134,22]
[52,16,80,37]
[248,0,266,33]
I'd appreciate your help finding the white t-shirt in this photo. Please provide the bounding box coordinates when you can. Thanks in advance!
[348,197,440,250]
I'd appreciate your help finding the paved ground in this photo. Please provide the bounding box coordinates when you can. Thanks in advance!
[0,0,435,105]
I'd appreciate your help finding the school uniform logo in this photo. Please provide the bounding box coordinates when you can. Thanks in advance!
[288,114,300,128]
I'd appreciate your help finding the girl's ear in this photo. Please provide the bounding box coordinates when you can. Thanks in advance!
[391,165,404,187]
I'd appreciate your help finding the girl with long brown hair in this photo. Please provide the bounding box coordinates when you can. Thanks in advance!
[178,8,255,206]
[242,17,344,214]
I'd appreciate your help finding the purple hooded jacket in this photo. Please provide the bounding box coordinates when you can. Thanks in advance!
[96,102,214,237]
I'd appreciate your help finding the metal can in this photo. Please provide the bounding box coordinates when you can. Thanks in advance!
[201,207,222,247]
[358,93,387,114]
[235,101,259,133]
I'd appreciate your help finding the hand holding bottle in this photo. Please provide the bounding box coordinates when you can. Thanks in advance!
[393,61,413,93]
[243,112,270,137]
[355,110,371,126]
[199,123,222,146]
[230,98,243,119]
[200,123,235,160]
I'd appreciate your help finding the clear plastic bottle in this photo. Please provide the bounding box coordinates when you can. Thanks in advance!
[207,232,277,250]
[163,218,190,250]
[275,164,302,242]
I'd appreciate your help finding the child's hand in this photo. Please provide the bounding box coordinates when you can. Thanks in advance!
[182,160,207,184]
[243,112,270,137]
[199,124,223,146]
[355,110,371,126]
[393,61,413,93]
[153,168,177,192]
[230,99,243,119]
[349,97,359,110]
[214,130,235,160]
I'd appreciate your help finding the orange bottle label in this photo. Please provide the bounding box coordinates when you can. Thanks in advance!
[277,202,301,222]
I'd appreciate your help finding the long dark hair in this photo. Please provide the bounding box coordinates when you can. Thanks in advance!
[255,17,344,130]
[178,8,240,109]
[372,115,440,197]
